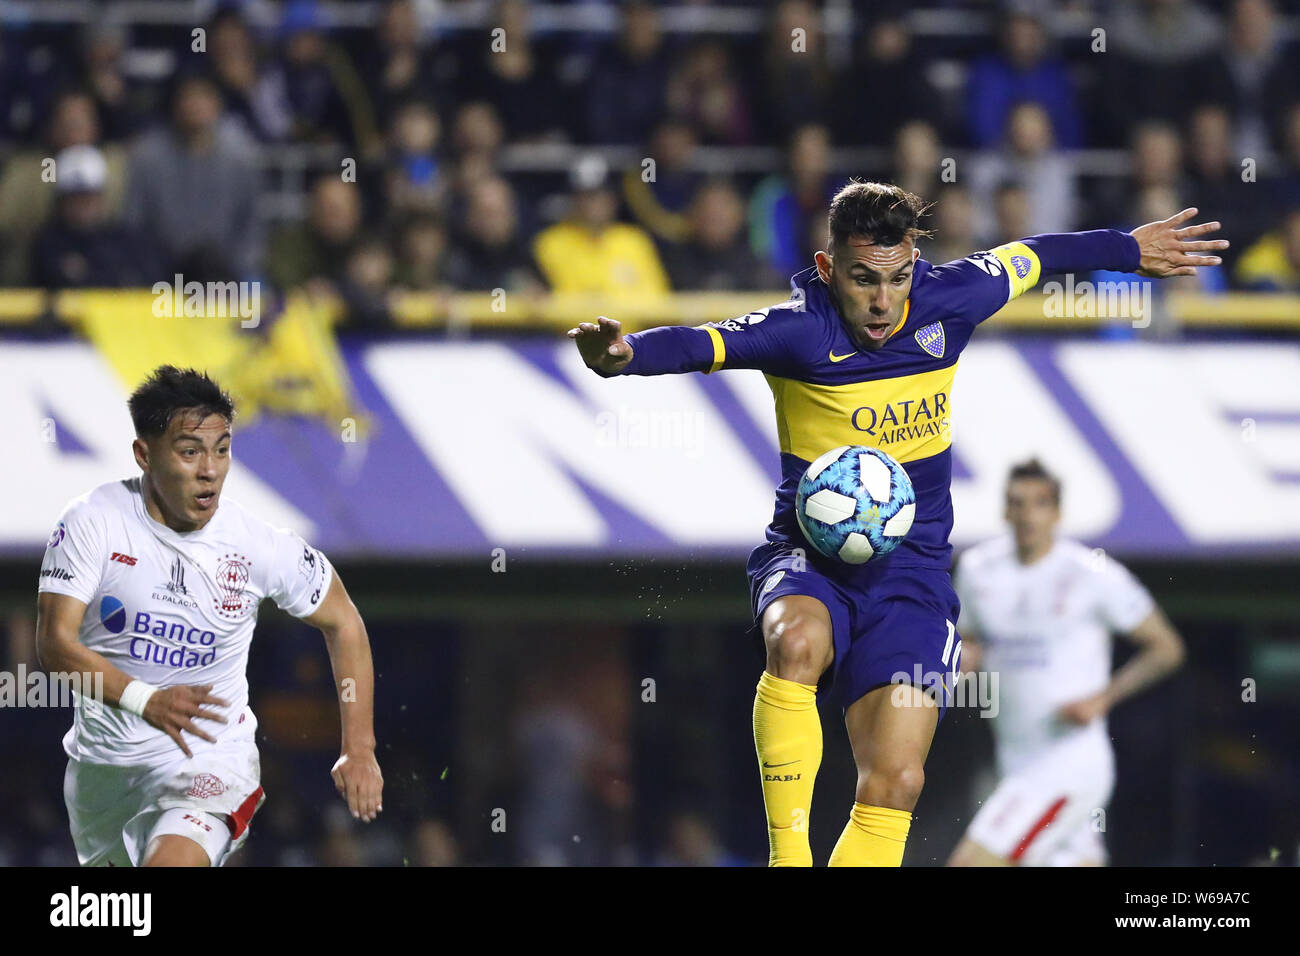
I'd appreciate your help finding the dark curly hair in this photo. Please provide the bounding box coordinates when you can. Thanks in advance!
[128,365,235,439]
[827,180,934,252]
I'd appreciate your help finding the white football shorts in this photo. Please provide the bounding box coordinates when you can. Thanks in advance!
[965,737,1114,866]
[64,718,264,867]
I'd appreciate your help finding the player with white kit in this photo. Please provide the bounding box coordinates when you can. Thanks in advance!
[947,459,1185,866]
[36,365,383,866]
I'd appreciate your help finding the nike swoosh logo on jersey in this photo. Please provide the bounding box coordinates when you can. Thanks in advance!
[828,350,858,362]
[762,760,799,768]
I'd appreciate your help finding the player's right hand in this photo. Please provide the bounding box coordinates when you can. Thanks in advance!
[142,684,230,758]
[567,315,633,375]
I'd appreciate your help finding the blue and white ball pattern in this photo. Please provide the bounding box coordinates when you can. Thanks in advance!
[795,445,917,564]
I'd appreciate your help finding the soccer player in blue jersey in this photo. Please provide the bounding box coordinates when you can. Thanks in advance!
[569,181,1226,866]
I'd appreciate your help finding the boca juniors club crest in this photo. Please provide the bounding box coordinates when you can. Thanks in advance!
[214,553,252,618]
[915,321,945,358]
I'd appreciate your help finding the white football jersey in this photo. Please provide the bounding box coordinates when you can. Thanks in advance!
[38,477,333,765]
[953,534,1154,776]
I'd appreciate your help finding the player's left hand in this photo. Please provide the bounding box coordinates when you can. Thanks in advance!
[1057,692,1110,725]
[331,749,384,822]
[1131,207,1229,278]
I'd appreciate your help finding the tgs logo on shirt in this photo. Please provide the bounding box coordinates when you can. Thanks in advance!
[914,322,945,358]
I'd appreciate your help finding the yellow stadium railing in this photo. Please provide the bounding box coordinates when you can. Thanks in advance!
[0,289,1296,331]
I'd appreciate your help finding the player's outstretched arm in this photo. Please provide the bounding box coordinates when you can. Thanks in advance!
[304,572,383,823]
[567,316,633,375]
[1130,207,1229,278]
[569,306,806,378]
[35,591,229,757]
[1059,606,1186,725]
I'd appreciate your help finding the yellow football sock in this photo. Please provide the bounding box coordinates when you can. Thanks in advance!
[753,671,822,867]
[827,802,913,867]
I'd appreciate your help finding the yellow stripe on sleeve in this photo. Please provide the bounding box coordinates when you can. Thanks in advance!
[991,242,1042,301]
[702,324,726,373]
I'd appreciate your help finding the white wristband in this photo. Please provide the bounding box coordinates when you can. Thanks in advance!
[119,680,158,717]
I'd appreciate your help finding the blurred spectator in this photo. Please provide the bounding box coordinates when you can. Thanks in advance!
[32,145,160,289]
[661,178,781,291]
[1277,103,1300,209]
[893,120,944,202]
[927,185,978,264]
[339,235,397,329]
[965,6,1082,149]
[361,0,453,129]
[0,25,63,145]
[267,175,362,293]
[622,120,704,246]
[0,90,128,285]
[382,98,449,220]
[533,155,670,297]
[394,215,452,292]
[832,15,941,147]
[208,9,292,143]
[461,0,575,144]
[1100,0,1223,141]
[445,175,544,293]
[1094,120,1184,231]
[316,805,368,866]
[1133,121,1185,192]
[655,812,748,867]
[1204,0,1299,160]
[124,73,263,281]
[1186,103,1269,271]
[749,123,838,276]
[77,22,147,142]
[969,102,1077,240]
[409,818,460,867]
[992,181,1032,244]
[587,0,670,145]
[260,0,381,154]
[449,101,506,186]
[752,0,832,144]
[665,40,754,146]
[1235,207,1300,291]
[515,699,600,866]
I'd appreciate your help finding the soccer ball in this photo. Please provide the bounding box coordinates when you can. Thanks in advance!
[795,445,916,564]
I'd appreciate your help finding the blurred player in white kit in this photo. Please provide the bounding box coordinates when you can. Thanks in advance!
[947,459,1185,866]
[36,365,383,866]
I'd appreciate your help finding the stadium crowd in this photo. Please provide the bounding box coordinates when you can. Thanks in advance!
[0,0,1298,322]
[2,0,1297,868]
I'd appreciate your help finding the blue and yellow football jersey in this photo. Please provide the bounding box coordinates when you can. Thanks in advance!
[614,230,1139,584]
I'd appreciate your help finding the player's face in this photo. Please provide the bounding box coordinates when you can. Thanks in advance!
[135,410,232,532]
[1004,479,1060,549]
[817,237,919,351]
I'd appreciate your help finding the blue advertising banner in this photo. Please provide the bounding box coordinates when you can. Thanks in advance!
[3,339,1299,559]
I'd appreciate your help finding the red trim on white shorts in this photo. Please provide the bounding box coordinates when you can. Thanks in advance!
[226,786,265,839]
[1009,796,1067,862]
